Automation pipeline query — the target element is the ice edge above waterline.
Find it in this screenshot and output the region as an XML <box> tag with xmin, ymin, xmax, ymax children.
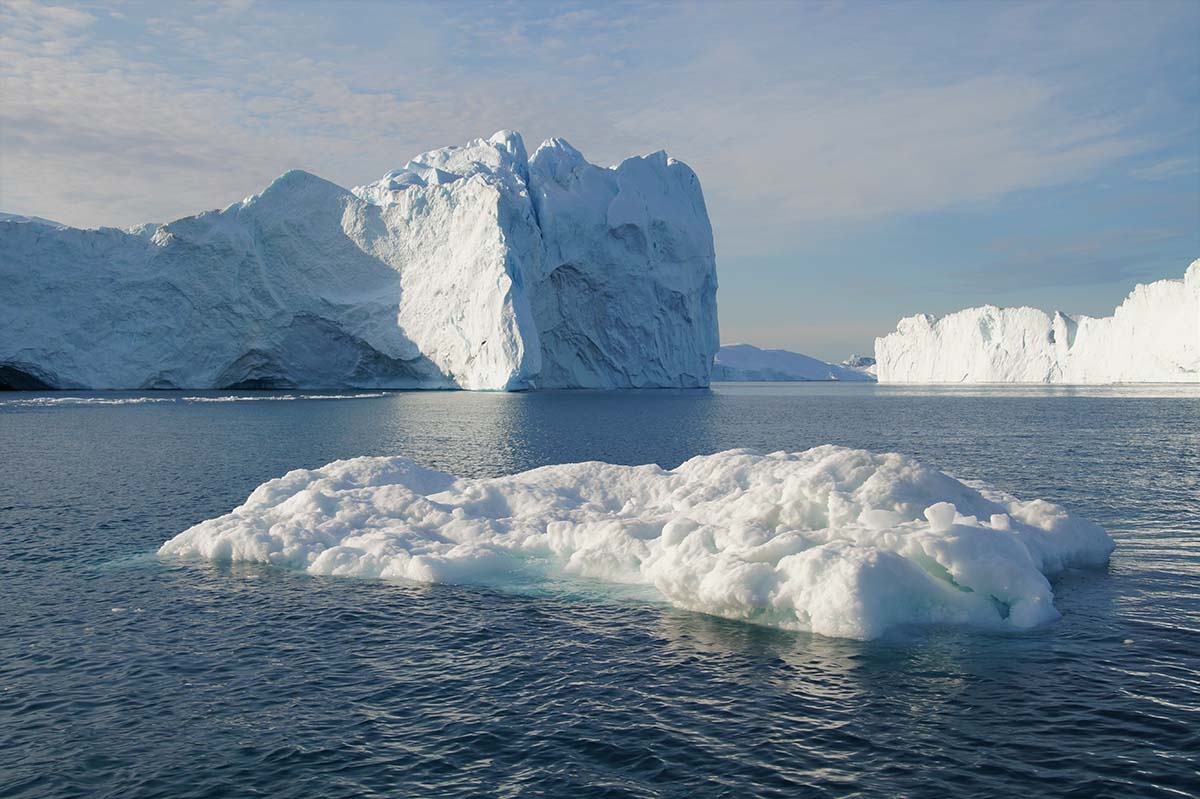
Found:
<box><xmin>159</xmin><ymin>445</ymin><xmax>1114</xmax><ymax>640</ymax></box>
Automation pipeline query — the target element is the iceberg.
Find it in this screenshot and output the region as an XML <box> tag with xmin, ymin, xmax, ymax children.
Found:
<box><xmin>0</xmin><ymin>131</ymin><xmax>718</xmax><ymax>391</ymax></box>
<box><xmin>712</xmin><ymin>344</ymin><xmax>875</xmax><ymax>382</ymax></box>
<box><xmin>159</xmin><ymin>446</ymin><xmax>1114</xmax><ymax>640</ymax></box>
<box><xmin>875</xmin><ymin>261</ymin><xmax>1200</xmax><ymax>383</ymax></box>
<box><xmin>841</xmin><ymin>354</ymin><xmax>877</xmax><ymax>377</ymax></box>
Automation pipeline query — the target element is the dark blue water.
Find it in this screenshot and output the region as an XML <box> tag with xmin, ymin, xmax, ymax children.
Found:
<box><xmin>2</xmin><ymin>384</ymin><xmax>1198</xmax><ymax>798</ymax></box>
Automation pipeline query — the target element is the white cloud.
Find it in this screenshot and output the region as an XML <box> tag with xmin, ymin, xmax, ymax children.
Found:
<box><xmin>1130</xmin><ymin>158</ymin><xmax>1199</xmax><ymax>181</ymax></box>
<box><xmin>4</xmin><ymin>0</ymin><xmax>95</xmax><ymax>29</ymax></box>
<box><xmin>0</xmin><ymin>0</ymin><xmax>1192</xmax><ymax>254</ymax></box>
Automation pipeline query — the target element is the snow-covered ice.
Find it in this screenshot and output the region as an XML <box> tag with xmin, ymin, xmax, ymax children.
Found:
<box><xmin>159</xmin><ymin>446</ymin><xmax>1113</xmax><ymax>640</ymax></box>
<box><xmin>0</xmin><ymin>393</ymin><xmax>387</xmax><ymax>408</ymax></box>
<box><xmin>875</xmin><ymin>260</ymin><xmax>1200</xmax><ymax>383</ymax></box>
<box><xmin>0</xmin><ymin>212</ymin><xmax>66</xmax><ymax>228</ymax></box>
<box><xmin>713</xmin><ymin>344</ymin><xmax>875</xmax><ymax>382</ymax></box>
<box><xmin>0</xmin><ymin>131</ymin><xmax>717</xmax><ymax>391</ymax></box>
<box><xmin>841</xmin><ymin>355</ymin><xmax>877</xmax><ymax>377</ymax></box>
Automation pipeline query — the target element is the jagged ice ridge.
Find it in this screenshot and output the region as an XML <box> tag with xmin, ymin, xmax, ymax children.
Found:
<box><xmin>0</xmin><ymin>132</ymin><xmax>718</xmax><ymax>391</ymax></box>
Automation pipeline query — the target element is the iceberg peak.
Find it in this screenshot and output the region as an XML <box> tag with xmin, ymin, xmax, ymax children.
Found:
<box><xmin>1</xmin><ymin>130</ymin><xmax>718</xmax><ymax>391</ymax></box>
<box><xmin>252</xmin><ymin>169</ymin><xmax>348</xmax><ymax>204</ymax></box>
<box><xmin>529</xmin><ymin>137</ymin><xmax>588</xmax><ymax>185</ymax></box>
<box><xmin>487</xmin><ymin>128</ymin><xmax>527</xmax><ymax>154</ymax></box>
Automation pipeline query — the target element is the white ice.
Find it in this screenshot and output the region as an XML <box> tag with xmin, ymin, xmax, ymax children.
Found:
<box><xmin>875</xmin><ymin>260</ymin><xmax>1199</xmax><ymax>383</ymax></box>
<box><xmin>159</xmin><ymin>446</ymin><xmax>1114</xmax><ymax>640</ymax></box>
<box><xmin>1</xmin><ymin>131</ymin><xmax>718</xmax><ymax>391</ymax></box>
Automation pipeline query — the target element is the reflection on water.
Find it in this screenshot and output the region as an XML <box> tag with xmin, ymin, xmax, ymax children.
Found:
<box><xmin>1</xmin><ymin>384</ymin><xmax>1198</xmax><ymax>798</ymax></box>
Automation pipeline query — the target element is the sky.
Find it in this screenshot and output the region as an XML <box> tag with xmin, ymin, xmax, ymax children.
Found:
<box><xmin>1</xmin><ymin>0</ymin><xmax>1197</xmax><ymax>361</ymax></box>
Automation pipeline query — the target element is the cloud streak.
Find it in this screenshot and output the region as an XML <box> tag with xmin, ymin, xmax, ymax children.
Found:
<box><xmin>1</xmin><ymin>1</ymin><xmax>1191</xmax><ymax>234</ymax></box>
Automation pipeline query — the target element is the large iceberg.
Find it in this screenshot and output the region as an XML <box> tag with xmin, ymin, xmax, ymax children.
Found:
<box><xmin>712</xmin><ymin>344</ymin><xmax>875</xmax><ymax>382</ymax></box>
<box><xmin>159</xmin><ymin>446</ymin><xmax>1114</xmax><ymax>640</ymax></box>
<box><xmin>875</xmin><ymin>261</ymin><xmax>1199</xmax><ymax>383</ymax></box>
<box><xmin>0</xmin><ymin>131</ymin><xmax>718</xmax><ymax>391</ymax></box>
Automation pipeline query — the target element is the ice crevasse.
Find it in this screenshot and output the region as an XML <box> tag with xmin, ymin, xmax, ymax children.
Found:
<box><xmin>159</xmin><ymin>446</ymin><xmax>1115</xmax><ymax>640</ymax></box>
<box><xmin>0</xmin><ymin>131</ymin><xmax>718</xmax><ymax>391</ymax></box>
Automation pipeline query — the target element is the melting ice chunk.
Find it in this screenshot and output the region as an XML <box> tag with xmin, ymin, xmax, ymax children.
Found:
<box><xmin>159</xmin><ymin>446</ymin><xmax>1114</xmax><ymax>640</ymax></box>
<box><xmin>923</xmin><ymin>502</ymin><xmax>958</xmax><ymax>532</ymax></box>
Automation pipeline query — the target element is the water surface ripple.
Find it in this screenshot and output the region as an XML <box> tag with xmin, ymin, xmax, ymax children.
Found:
<box><xmin>2</xmin><ymin>384</ymin><xmax>1197</xmax><ymax>798</ymax></box>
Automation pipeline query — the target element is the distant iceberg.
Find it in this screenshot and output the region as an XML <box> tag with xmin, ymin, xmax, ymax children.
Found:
<box><xmin>0</xmin><ymin>212</ymin><xmax>66</xmax><ymax>228</ymax></box>
<box><xmin>875</xmin><ymin>260</ymin><xmax>1199</xmax><ymax>384</ymax></box>
<box><xmin>712</xmin><ymin>344</ymin><xmax>875</xmax><ymax>382</ymax></box>
<box><xmin>0</xmin><ymin>131</ymin><xmax>718</xmax><ymax>391</ymax></box>
<box><xmin>840</xmin><ymin>354</ymin><xmax>877</xmax><ymax>377</ymax></box>
<box><xmin>159</xmin><ymin>446</ymin><xmax>1114</xmax><ymax>640</ymax></box>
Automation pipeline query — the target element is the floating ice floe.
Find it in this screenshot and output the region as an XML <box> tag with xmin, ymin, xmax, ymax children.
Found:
<box><xmin>0</xmin><ymin>393</ymin><xmax>387</xmax><ymax>408</ymax></box>
<box><xmin>159</xmin><ymin>446</ymin><xmax>1114</xmax><ymax>640</ymax></box>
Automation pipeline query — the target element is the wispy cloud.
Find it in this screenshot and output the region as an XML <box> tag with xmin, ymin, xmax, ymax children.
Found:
<box><xmin>0</xmin><ymin>0</ymin><xmax>1196</xmax><ymax>264</ymax></box>
<box><xmin>946</xmin><ymin>228</ymin><xmax>1188</xmax><ymax>292</ymax></box>
<box><xmin>1130</xmin><ymin>158</ymin><xmax>1199</xmax><ymax>181</ymax></box>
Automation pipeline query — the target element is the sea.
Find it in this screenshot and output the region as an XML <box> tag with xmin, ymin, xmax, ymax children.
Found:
<box><xmin>2</xmin><ymin>383</ymin><xmax>1197</xmax><ymax>798</ymax></box>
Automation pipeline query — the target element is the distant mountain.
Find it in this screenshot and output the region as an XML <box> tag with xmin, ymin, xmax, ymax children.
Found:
<box><xmin>712</xmin><ymin>344</ymin><xmax>875</xmax><ymax>382</ymax></box>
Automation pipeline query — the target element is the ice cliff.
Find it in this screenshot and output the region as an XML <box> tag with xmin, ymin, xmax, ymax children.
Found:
<box><xmin>712</xmin><ymin>344</ymin><xmax>875</xmax><ymax>381</ymax></box>
<box><xmin>159</xmin><ymin>446</ymin><xmax>1114</xmax><ymax>640</ymax></box>
<box><xmin>875</xmin><ymin>261</ymin><xmax>1199</xmax><ymax>383</ymax></box>
<box><xmin>0</xmin><ymin>131</ymin><xmax>718</xmax><ymax>390</ymax></box>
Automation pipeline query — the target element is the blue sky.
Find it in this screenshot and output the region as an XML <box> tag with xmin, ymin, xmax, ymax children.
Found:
<box><xmin>1</xmin><ymin>0</ymin><xmax>1197</xmax><ymax>360</ymax></box>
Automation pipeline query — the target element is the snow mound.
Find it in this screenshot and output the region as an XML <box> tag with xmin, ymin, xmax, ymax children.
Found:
<box><xmin>713</xmin><ymin>344</ymin><xmax>875</xmax><ymax>382</ymax></box>
<box><xmin>1</xmin><ymin>131</ymin><xmax>717</xmax><ymax>391</ymax></box>
<box><xmin>875</xmin><ymin>261</ymin><xmax>1200</xmax><ymax>383</ymax></box>
<box><xmin>159</xmin><ymin>446</ymin><xmax>1113</xmax><ymax>640</ymax></box>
